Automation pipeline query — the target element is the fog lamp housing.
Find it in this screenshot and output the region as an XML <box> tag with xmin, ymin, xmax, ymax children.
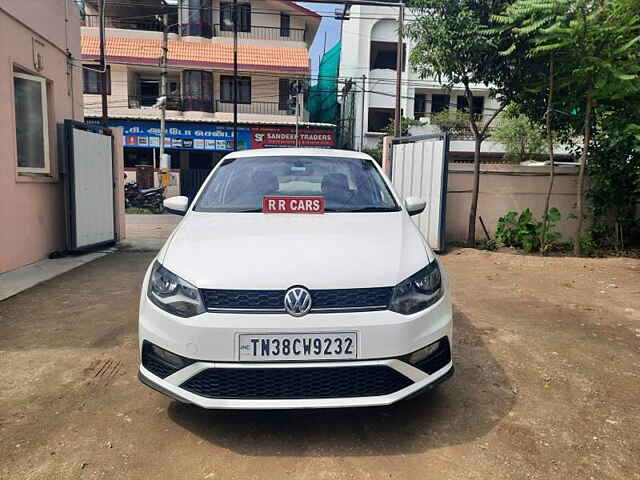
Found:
<box><xmin>408</xmin><ymin>340</ymin><xmax>441</xmax><ymax>365</ymax></box>
<box><xmin>141</xmin><ymin>341</ymin><xmax>194</xmax><ymax>378</ymax></box>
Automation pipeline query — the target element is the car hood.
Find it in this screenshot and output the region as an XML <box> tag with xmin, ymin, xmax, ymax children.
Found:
<box><xmin>160</xmin><ymin>211</ymin><xmax>433</xmax><ymax>289</ymax></box>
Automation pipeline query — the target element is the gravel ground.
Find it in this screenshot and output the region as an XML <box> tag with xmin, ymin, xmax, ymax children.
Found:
<box><xmin>124</xmin><ymin>214</ymin><xmax>181</xmax><ymax>241</ymax></box>
<box><xmin>0</xmin><ymin>248</ymin><xmax>638</xmax><ymax>480</ymax></box>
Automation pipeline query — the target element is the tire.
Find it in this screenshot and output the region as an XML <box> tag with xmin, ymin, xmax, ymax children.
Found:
<box><xmin>151</xmin><ymin>203</ymin><xmax>165</xmax><ymax>214</ymax></box>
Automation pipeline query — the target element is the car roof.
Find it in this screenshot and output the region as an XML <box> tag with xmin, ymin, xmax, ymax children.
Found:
<box><xmin>224</xmin><ymin>148</ymin><xmax>375</xmax><ymax>161</ymax></box>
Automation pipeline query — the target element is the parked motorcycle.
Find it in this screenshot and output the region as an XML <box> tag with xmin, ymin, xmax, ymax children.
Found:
<box><xmin>125</xmin><ymin>182</ymin><xmax>166</xmax><ymax>214</ymax></box>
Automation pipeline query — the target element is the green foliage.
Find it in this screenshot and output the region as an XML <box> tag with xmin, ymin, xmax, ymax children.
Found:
<box><xmin>479</xmin><ymin>237</ymin><xmax>498</xmax><ymax>251</ymax></box>
<box><xmin>491</xmin><ymin>108</ymin><xmax>546</xmax><ymax>162</ymax></box>
<box><xmin>494</xmin><ymin>0</ymin><xmax>640</xmax><ymax>130</ymax></box>
<box><xmin>362</xmin><ymin>147</ymin><xmax>382</xmax><ymax>165</ymax></box>
<box><xmin>383</xmin><ymin>117</ymin><xmax>423</xmax><ymax>138</ymax></box>
<box><xmin>494</xmin><ymin>0</ymin><xmax>640</xmax><ymax>253</ymax></box>
<box><xmin>584</xmin><ymin>107</ymin><xmax>640</xmax><ymax>248</ymax></box>
<box><xmin>429</xmin><ymin>110</ymin><xmax>472</xmax><ymax>136</ymax></box>
<box><xmin>406</xmin><ymin>0</ymin><xmax>529</xmax><ymax>101</ymax></box>
<box><xmin>495</xmin><ymin>208</ymin><xmax>562</xmax><ymax>253</ymax></box>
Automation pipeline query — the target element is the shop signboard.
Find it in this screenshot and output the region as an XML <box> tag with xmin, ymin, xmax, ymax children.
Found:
<box><xmin>106</xmin><ymin>120</ymin><xmax>251</xmax><ymax>151</ymax></box>
<box><xmin>251</xmin><ymin>127</ymin><xmax>335</xmax><ymax>149</ymax></box>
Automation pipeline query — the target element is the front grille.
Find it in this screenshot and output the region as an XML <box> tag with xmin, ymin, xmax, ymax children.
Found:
<box><xmin>201</xmin><ymin>287</ymin><xmax>392</xmax><ymax>313</ymax></box>
<box><xmin>180</xmin><ymin>365</ymin><xmax>412</xmax><ymax>399</ymax></box>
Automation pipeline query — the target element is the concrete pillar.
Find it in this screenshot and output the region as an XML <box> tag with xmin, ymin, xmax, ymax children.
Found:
<box><xmin>382</xmin><ymin>135</ymin><xmax>392</xmax><ymax>176</ymax></box>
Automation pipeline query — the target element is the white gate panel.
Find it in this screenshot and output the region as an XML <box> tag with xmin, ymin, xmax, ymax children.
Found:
<box><xmin>390</xmin><ymin>134</ymin><xmax>448</xmax><ymax>252</ymax></box>
<box><xmin>66</xmin><ymin>124</ymin><xmax>115</xmax><ymax>250</ymax></box>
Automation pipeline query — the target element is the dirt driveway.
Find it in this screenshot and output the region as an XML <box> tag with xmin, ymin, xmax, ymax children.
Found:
<box><xmin>0</xmin><ymin>248</ymin><xmax>638</xmax><ymax>480</ymax></box>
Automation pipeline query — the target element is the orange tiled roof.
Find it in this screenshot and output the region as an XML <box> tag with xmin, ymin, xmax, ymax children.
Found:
<box><xmin>81</xmin><ymin>36</ymin><xmax>309</xmax><ymax>73</ymax></box>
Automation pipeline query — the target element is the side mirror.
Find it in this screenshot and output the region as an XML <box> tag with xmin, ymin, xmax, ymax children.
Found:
<box><xmin>164</xmin><ymin>196</ymin><xmax>189</xmax><ymax>216</ymax></box>
<box><xmin>405</xmin><ymin>197</ymin><xmax>426</xmax><ymax>216</ymax></box>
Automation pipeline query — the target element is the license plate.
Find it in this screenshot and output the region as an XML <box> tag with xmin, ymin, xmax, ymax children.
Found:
<box><xmin>238</xmin><ymin>333</ymin><xmax>357</xmax><ymax>361</ymax></box>
<box><xmin>262</xmin><ymin>196</ymin><xmax>325</xmax><ymax>214</ymax></box>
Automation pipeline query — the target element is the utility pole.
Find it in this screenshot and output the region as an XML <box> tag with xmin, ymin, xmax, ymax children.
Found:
<box><xmin>98</xmin><ymin>0</ymin><xmax>108</xmax><ymax>128</ymax></box>
<box><xmin>294</xmin><ymin>80</ymin><xmax>301</xmax><ymax>147</ymax></box>
<box><xmin>360</xmin><ymin>74</ymin><xmax>366</xmax><ymax>151</ymax></box>
<box><xmin>393</xmin><ymin>2</ymin><xmax>404</xmax><ymax>137</ymax></box>
<box><xmin>159</xmin><ymin>12</ymin><xmax>169</xmax><ymax>186</ymax></box>
<box><xmin>232</xmin><ymin>0</ymin><xmax>239</xmax><ymax>151</ymax></box>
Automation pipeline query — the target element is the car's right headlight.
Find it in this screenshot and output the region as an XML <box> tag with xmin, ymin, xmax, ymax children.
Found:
<box><xmin>389</xmin><ymin>260</ymin><xmax>443</xmax><ymax>315</ymax></box>
<box><xmin>147</xmin><ymin>261</ymin><xmax>205</xmax><ymax>317</ymax></box>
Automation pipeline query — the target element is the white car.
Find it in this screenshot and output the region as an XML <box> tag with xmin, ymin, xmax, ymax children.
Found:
<box><xmin>138</xmin><ymin>148</ymin><xmax>453</xmax><ymax>409</ymax></box>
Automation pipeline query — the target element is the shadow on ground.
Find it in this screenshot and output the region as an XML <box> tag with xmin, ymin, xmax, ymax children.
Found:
<box><xmin>168</xmin><ymin>307</ymin><xmax>514</xmax><ymax>456</ymax></box>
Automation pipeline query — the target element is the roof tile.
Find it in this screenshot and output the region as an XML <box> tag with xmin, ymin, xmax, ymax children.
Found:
<box><xmin>81</xmin><ymin>35</ymin><xmax>309</xmax><ymax>72</ymax></box>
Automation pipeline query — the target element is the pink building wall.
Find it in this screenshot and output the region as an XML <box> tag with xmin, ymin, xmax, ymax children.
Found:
<box><xmin>0</xmin><ymin>0</ymin><xmax>83</xmax><ymax>273</ymax></box>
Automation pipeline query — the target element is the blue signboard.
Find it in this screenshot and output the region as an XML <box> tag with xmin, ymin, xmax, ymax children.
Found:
<box><xmin>103</xmin><ymin>120</ymin><xmax>251</xmax><ymax>151</ymax></box>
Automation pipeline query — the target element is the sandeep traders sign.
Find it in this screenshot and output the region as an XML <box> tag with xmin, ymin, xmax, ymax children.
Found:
<box><xmin>251</xmin><ymin>127</ymin><xmax>334</xmax><ymax>148</ymax></box>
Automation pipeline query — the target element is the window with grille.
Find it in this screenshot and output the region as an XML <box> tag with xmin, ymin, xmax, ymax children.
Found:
<box><xmin>220</xmin><ymin>76</ymin><xmax>251</xmax><ymax>104</ymax></box>
<box><xmin>184</xmin><ymin>70</ymin><xmax>213</xmax><ymax>112</ymax></box>
<box><xmin>456</xmin><ymin>95</ymin><xmax>484</xmax><ymax>114</ymax></box>
<box><xmin>279</xmin><ymin>78</ymin><xmax>291</xmax><ymax>110</ymax></box>
<box><xmin>431</xmin><ymin>94</ymin><xmax>450</xmax><ymax>114</ymax></box>
<box><xmin>220</xmin><ymin>3</ymin><xmax>251</xmax><ymax>32</ymax></box>
<box><xmin>280</xmin><ymin>13</ymin><xmax>290</xmax><ymax>37</ymax></box>
<box><xmin>83</xmin><ymin>65</ymin><xmax>111</xmax><ymax>95</ymax></box>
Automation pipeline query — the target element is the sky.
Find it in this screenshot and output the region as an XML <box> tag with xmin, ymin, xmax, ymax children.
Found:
<box><xmin>297</xmin><ymin>3</ymin><xmax>343</xmax><ymax>78</ymax></box>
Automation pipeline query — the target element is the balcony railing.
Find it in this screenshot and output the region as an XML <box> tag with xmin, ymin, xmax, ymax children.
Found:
<box><xmin>83</xmin><ymin>15</ymin><xmax>179</xmax><ymax>33</ymax></box>
<box><xmin>215</xmin><ymin>100</ymin><xmax>293</xmax><ymax>116</ymax></box>
<box><xmin>212</xmin><ymin>24</ymin><xmax>305</xmax><ymax>42</ymax></box>
<box><xmin>125</xmin><ymin>95</ymin><xmax>288</xmax><ymax>115</ymax></box>
<box><xmin>83</xmin><ymin>16</ymin><xmax>304</xmax><ymax>41</ymax></box>
<box><xmin>128</xmin><ymin>95</ymin><xmax>185</xmax><ymax>111</ymax></box>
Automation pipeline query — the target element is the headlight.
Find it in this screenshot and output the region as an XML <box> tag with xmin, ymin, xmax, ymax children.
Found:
<box><xmin>147</xmin><ymin>262</ymin><xmax>205</xmax><ymax>317</ymax></box>
<box><xmin>389</xmin><ymin>260</ymin><xmax>443</xmax><ymax>315</ymax></box>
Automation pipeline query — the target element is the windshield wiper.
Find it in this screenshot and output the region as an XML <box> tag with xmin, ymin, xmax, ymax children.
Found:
<box><xmin>233</xmin><ymin>208</ymin><xmax>263</xmax><ymax>212</ymax></box>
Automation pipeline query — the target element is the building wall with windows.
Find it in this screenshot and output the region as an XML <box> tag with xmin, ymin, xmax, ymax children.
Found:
<box><xmin>339</xmin><ymin>5</ymin><xmax>501</xmax><ymax>151</ymax></box>
<box><xmin>0</xmin><ymin>0</ymin><xmax>83</xmax><ymax>273</ymax></box>
<box><xmin>79</xmin><ymin>0</ymin><xmax>330</xmax><ymax>174</ymax></box>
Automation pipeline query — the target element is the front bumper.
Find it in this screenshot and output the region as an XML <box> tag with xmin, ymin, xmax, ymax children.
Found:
<box><xmin>138</xmin><ymin>266</ymin><xmax>453</xmax><ymax>409</ymax></box>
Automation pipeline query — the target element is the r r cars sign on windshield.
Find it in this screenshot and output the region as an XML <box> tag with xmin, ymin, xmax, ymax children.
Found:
<box><xmin>262</xmin><ymin>196</ymin><xmax>325</xmax><ymax>214</ymax></box>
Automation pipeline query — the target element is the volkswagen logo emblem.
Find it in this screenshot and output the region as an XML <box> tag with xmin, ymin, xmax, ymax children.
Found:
<box><xmin>284</xmin><ymin>286</ymin><xmax>312</xmax><ymax>317</ymax></box>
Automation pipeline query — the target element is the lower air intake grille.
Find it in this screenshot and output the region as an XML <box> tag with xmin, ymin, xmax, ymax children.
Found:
<box><xmin>180</xmin><ymin>365</ymin><xmax>412</xmax><ymax>399</ymax></box>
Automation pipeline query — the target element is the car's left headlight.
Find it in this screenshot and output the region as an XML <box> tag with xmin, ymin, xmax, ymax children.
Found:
<box><xmin>389</xmin><ymin>260</ymin><xmax>443</xmax><ymax>315</ymax></box>
<box><xmin>147</xmin><ymin>261</ymin><xmax>205</xmax><ymax>317</ymax></box>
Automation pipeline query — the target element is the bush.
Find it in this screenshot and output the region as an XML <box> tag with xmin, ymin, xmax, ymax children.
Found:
<box><xmin>491</xmin><ymin>112</ymin><xmax>546</xmax><ymax>163</ymax></box>
<box><xmin>363</xmin><ymin>147</ymin><xmax>382</xmax><ymax>165</ymax></box>
<box><xmin>495</xmin><ymin>208</ymin><xmax>562</xmax><ymax>253</ymax></box>
<box><xmin>429</xmin><ymin>110</ymin><xmax>471</xmax><ymax>135</ymax></box>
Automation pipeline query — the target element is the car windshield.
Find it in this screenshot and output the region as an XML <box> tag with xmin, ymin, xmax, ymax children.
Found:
<box><xmin>194</xmin><ymin>155</ymin><xmax>400</xmax><ymax>213</ymax></box>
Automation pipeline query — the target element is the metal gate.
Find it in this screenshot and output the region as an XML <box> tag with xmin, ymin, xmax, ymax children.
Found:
<box><xmin>389</xmin><ymin>133</ymin><xmax>450</xmax><ymax>252</ymax></box>
<box><xmin>63</xmin><ymin>121</ymin><xmax>115</xmax><ymax>251</ymax></box>
<box><xmin>180</xmin><ymin>168</ymin><xmax>211</xmax><ymax>202</ymax></box>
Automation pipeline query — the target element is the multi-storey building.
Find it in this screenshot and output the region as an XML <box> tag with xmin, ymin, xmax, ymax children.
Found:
<box><xmin>79</xmin><ymin>0</ymin><xmax>332</xmax><ymax>171</ymax></box>
<box><xmin>339</xmin><ymin>5</ymin><xmax>502</xmax><ymax>157</ymax></box>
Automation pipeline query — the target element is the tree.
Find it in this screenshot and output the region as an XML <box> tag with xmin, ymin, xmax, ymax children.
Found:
<box><xmin>494</xmin><ymin>0</ymin><xmax>640</xmax><ymax>254</ymax></box>
<box><xmin>406</xmin><ymin>0</ymin><xmax>534</xmax><ymax>245</ymax></box>
<box><xmin>491</xmin><ymin>107</ymin><xmax>546</xmax><ymax>163</ymax></box>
